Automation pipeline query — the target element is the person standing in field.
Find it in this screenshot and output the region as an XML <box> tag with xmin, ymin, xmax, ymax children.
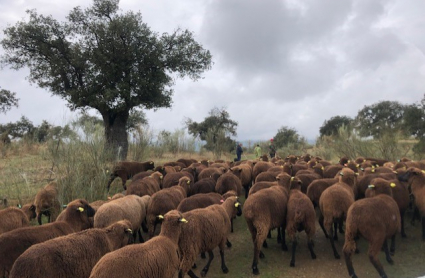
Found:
<box><xmin>236</xmin><ymin>143</ymin><xmax>243</xmax><ymax>161</ymax></box>
<box><xmin>254</xmin><ymin>144</ymin><xmax>262</xmax><ymax>158</ymax></box>
<box><xmin>269</xmin><ymin>139</ymin><xmax>276</xmax><ymax>158</ymax></box>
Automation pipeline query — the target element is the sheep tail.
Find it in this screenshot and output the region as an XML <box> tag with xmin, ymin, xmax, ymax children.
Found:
<box><xmin>343</xmin><ymin>221</ymin><xmax>357</xmax><ymax>255</ymax></box>
<box><xmin>294</xmin><ymin>210</ymin><xmax>304</xmax><ymax>224</ymax></box>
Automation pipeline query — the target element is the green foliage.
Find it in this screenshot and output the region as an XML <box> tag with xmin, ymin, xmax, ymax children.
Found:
<box><xmin>186</xmin><ymin>107</ymin><xmax>237</xmax><ymax>155</ymax></box>
<box><xmin>1</xmin><ymin>0</ymin><xmax>212</xmax><ymax>159</ymax></box>
<box><xmin>354</xmin><ymin>100</ymin><xmax>406</xmax><ymax>138</ymax></box>
<box><xmin>319</xmin><ymin>115</ymin><xmax>353</xmax><ymax>137</ymax></box>
<box><xmin>0</xmin><ymin>88</ymin><xmax>19</xmax><ymax>114</ymax></box>
<box><xmin>273</xmin><ymin>126</ymin><xmax>300</xmax><ymax>149</ymax></box>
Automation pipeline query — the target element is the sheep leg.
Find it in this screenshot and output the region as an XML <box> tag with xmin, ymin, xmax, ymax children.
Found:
<box><xmin>281</xmin><ymin>225</ymin><xmax>288</xmax><ymax>251</ymax></box>
<box><xmin>290</xmin><ymin>238</ymin><xmax>297</xmax><ymax>267</ymax></box>
<box><xmin>226</xmin><ymin>239</ymin><xmax>232</xmax><ymax>248</ymax></box>
<box><xmin>262</xmin><ymin>240</ymin><xmax>268</xmax><ymax>248</ymax></box>
<box><xmin>251</xmin><ymin>231</ymin><xmax>267</xmax><ymax>275</ymax></box>
<box><xmin>389</xmin><ymin>235</ymin><xmax>396</xmax><ymax>255</ymax></box>
<box><xmin>277</xmin><ymin>227</ymin><xmax>282</xmax><ymax>243</ymax></box>
<box><xmin>343</xmin><ymin>249</ymin><xmax>358</xmax><ymax>278</ymax></box>
<box><xmin>141</xmin><ymin>220</ymin><xmax>148</xmax><ymax>233</ymax></box>
<box><xmin>267</xmin><ymin>230</ymin><xmax>272</xmax><ymax>239</ymax></box>
<box><xmin>382</xmin><ymin>239</ymin><xmax>394</xmax><ymax>264</ymax></box>
<box><xmin>422</xmin><ymin>217</ymin><xmax>425</xmax><ymax>241</ymax></box>
<box><xmin>186</xmin><ymin>269</ymin><xmax>200</xmax><ymax>278</ymax></box>
<box><xmin>219</xmin><ymin>249</ymin><xmax>229</xmax><ymax>274</ymax></box>
<box><xmin>319</xmin><ymin>214</ymin><xmax>329</xmax><ymax>238</ymax></box>
<box><xmin>308</xmin><ymin>239</ymin><xmax>316</xmax><ymax>260</ymax></box>
<box><xmin>37</xmin><ymin>213</ymin><xmax>43</xmax><ymax>225</ymax></box>
<box><xmin>329</xmin><ymin>227</ymin><xmax>340</xmax><ymax>259</ymax></box>
<box><xmin>333</xmin><ymin>222</ymin><xmax>339</xmax><ymax>241</ymax></box>
<box><xmin>368</xmin><ymin>245</ymin><xmax>388</xmax><ymax>278</ymax></box>
<box><xmin>201</xmin><ymin>252</ymin><xmax>206</xmax><ymax>259</ymax></box>
<box><xmin>137</xmin><ymin>229</ymin><xmax>144</xmax><ymax>243</ymax></box>
<box><xmin>400</xmin><ymin>210</ymin><xmax>407</xmax><ymax>238</ymax></box>
<box><xmin>231</xmin><ymin>218</ymin><xmax>234</xmax><ymax>233</ymax></box>
<box><xmin>338</xmin><ymin>218</ymin><xmax>344</xmax><ymax>234</ymax></box>
<box><xmin>201</xmin><ymin>250</ymin><xmax>214</xmax><ymax>277</ymax></box>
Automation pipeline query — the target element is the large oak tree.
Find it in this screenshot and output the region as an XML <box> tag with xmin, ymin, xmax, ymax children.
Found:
<box><xmin>1</xmin><ymin>0</ymin><xmax>212</xmax><ymax>159</ymax></box>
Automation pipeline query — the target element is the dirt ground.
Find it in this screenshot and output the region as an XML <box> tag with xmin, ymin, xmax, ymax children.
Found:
<box><xmin>189</xmin><ymin>208</ymin><xmax>425</xmax><ymax>278</ymax></box>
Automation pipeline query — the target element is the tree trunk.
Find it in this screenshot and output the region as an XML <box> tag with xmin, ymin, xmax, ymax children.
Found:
<box><xmin>102</xmin><ymin>111</ymin><xmax>129</xmax><ymax>160</ymax></box>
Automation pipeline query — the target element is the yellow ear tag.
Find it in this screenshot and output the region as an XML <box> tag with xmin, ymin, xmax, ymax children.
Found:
<box><xmin>157</xmin><ymin>215</ymin><xmax>164</xmax><ymax>220</ymax></box>
<box><xmin>372</xmin><ymin>165</ymin><xmax>375</xmax><ymax>169</ymax></box>
<box><xmin>339</xmin><ymin>172</ymin><xmax>344</xmax><ymax>176</ymax></box>
<box><xmin>290</xmin><ymin>177</ymin><xmax>294</xmax><ymax>181</ymax></box>
<box><xmin>150</xmin><ymin>162</ymin><xmax>153</xmax><ymax>164</ymax></box>
<box><xmin>126</xmin><ymin>228</ymin><xmax>133</xmax><ymax>233</ymax></box>
<box><xmin>160</xmin><ymin>176</ymin><xmax>163</xmax><ymax>180</ymax></box>
<box><xmin>179</xmin><ymin>217</ymin><xmax>188</xmax><ymax>223</ymax></box>
<box><xmin>187</xmin><ymin>180</ymin><xmax>190</xmax><ymax>184</ymax></box>
<box><xmin>321</xmin><ymin>167</ymin><xmax>324</xmax><ymax>170</ymax></box>
<box><xmin>77</xmin><ymin>207</ymin><xmax>84</xmax><ymax>212</ymax></box>
<box><xmin>356</xmin><ymin>164</ymin><xmax>360</xmax><ymax>168</ymax></box>
<box><xmin>390</xmin><ymin>183</ymin><xmax>396</xmax><ymax>188</ymax></box>
<box><xmin>106</xmin><ymin>170</ymin><xmax>109</xmax><ymax>173</ymax></box>
<box><xmin>235</xmin><ymin>202</ymin><xmax>240</xmax><ymax>208</ymax></box>
<box><xmin>368</xmin><ymin>184</ymin><xmax>375</xmax><ymax>188</ymax></box>
<box><xmin>422</xmin><ymin>170</ymin><xmax>425</xmax><ymax>174</ymax></box>
<box><xmin>371</xmin><ymin>169</ymin><xmax>375</xmax><ymax>173</ymax></box>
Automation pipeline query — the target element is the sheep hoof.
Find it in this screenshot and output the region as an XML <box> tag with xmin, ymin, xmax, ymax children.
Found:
<box><xmin>222</xmin><ymin>266</ymin><xmax>229</xmax><ymax>273</ymax></box>
<box><xmin>259</xmin><ymin>251</ymin><xmax>265</xmax><ymax>259</ymax></box>
<box><xmin>201</xmin><ymin>269</ymin><xmax>208</xmax><ymax>277</ymax></box>
<box><xmin>311</xmin><ymin>253</ymin><xmax>317</xmax><ymax>260</ymax></box>
<box><xmin>226</xmin><ymin>241</ymin><xmax>232</xmax><ymax>248</ymax></box>
<box><xmin>334</xmin><ymin>253</ymin><xmax>340</xmax><ymax>259</ymax></box>
<box><xmin>387</xmin><ymin>258</ymin><xmax>394</xmax><ymax>265</ymax></box>
<box><xmin>252</xmin><ymin>266</ymin><xmax>260</xmax><ymax>275</ymax></box>
<box><xmin>290</xmin><ymin>261</ymin><xmax>295</xmax><ymax>267</ymax></box>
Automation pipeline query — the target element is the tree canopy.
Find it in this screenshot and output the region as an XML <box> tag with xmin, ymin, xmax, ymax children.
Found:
<box><xmin>186</xmin><ymin>107</ymin><xmax>237</xmax><ymax>155</ymax></box>
<box><xmin>354</xmin><ymin>100</ymin><xmax>406</xmax><ymax>138</ymax></box>
<box><xmin>1</xmin><ymin>0</ymin><xmax>212</xmax><ymax>159</ymax></box>
<box><xmin>0</xmin><ymin>88</ymin><xmax>19</xmax><ymax>114</ymax></box>
<box><xmin>273</xmin><ymin>126</ymin><xmax>300</xmax><ymax>149</ymax></box>
<box><xmin>319</xmin><ymin>116</ymin><xmax>353</xmax><ymax>138</ymax></box>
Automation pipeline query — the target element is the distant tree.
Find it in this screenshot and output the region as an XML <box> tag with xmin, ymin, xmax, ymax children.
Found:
<box><xmin>404</xmin><ymin>97</ymin><xmax>425</xmax><ymax>138</ymax></box>
<box><xmin>273</xmin><ymin>126</ymin><xmax>300</xmax><ymax>149</ymax></box>
<box><xmin>1</xmin><ymin>0</ymin><xmax>212</xmax><ymax>159</ymax></box>
<box><xmin>186</xmin><ymin>107</ymin><xmax>237</xmax><ymax>155</ymax></box>
<box><xmin>354</xmin><ymin>101</ymin><xmax>406</xmax><ymax>138</ymax></box>
<box><xmin>319</xmin><ymin>116</ymin><xmax>353</xmax><ymax>137</ymax></box>
<box><xmin>0</xmin><ymin>88</ymin><xmax>19</xmax><ymax>114</ymax></box>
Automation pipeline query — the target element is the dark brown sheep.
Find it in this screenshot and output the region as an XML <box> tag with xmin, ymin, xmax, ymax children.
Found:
<box><xmin>33</xmin><ymin>181</ymin><xmax>61</xmax><ymax>225</ymax></box>
<box><xmin>255</xmin><ymin>171</ymin><xmax>278</xmax><ymax>183</ymax></box>
<box><xmin>107</xmin><ymin>160</ymin><xmax>155</xmax><ymax>191</ymax></box>
<box><xmin>162</xmin><ymin>171</ymin><xmax>194</xmax><ymax>188</ymax></box>
<box><xmin>126</xmin><ymin>171</ymin><xmax>162</xmax><ymax>196</ymax></box>
<box><xmin>243</xmin><ymin>185</ymin><xmax>289</xmax><ymax>275</ymax></box>
<box><xmin>146</xmin><ymin>185</ymin><xmax>187</xmax><ymax>238</ymax></box>
<box><xmin>230</xmin><ymin>164</ymin><xmax>253</xmax><ymax>198</ymax></box>
<box><xmin>0</xmin><ymin>206</ymin><xmax>35</xmax><ymax>234</ymax></box>
<box><xmin>306</xmin><ymin>178</ymin><xmax>338</xmax><ymax>208</ymax></box>
<box><xmin>9</xmin><ymin>220</ymin><xmax>133</xmax><ymax>278</ymax></box>
<box><xmin>356</xmin><ymin>172</ymin><xmax>396</xmax><ymax>199</ymax></box>
<box><xmin>186</xmin><ymin>177</ymin><xmax>216</xmax><ymax>196</ymax></box>
<box><xmin>0</xmin><ymin>199</ymin><xmax>95</xmax><ymax>277</ymax></box>
<box><xmin>215</xmin><ymin>171</ymin><xmax>243</xmax><ymax>196</ymax></box>
<box><xmin>252</xmin><ymin>161</ymin><xmax>274</xmax><ymax>181</ymax></box>
<box><xmin>177</xmin><ymin>158</ymin><xmax>198</xmax><ymax>167</ymax></box>
<box><xmin>319</xmin><ymin>168</ymin><xmax>356</xmax><ymax>259</ymax></box>
<box><xmin>397</xmin><ymin>167</ymin><xmax>425</xmax><ymax>240</ymax></box>
<box><xmin>178</xmin><ymin>196</ymin><xmax>242</xmax><ymax>278</ymax></box>
<box><xmin>89</xmin><ymin>210</ymin><xmax>188</xmax><ymax>278</ymax></box>
<box><xmin>197</xmin><ymin>167</ymin><xmax>226</xmax><ymax>181</ymax></box>
<box><xmin>323</xmin><ymin>164</ymin><xmax>344</xmax><ymax>178</ymax></box>
<box><xmin>249</xmin><ymin>173</ymin><xmax>298</xmax><ymax>196</ymax></box>
<box><xmin>177</xmin><ymin>192</ymin><xmax>222</xmax><ymax>213</ymax></box>
<box><xmin>282</xmin><ymin>162</ymin><xmax>308</xmax><ymax>176</ymax></box>
<box><xmin>286</xmin><ymin>181</ymin><xmax>317</xmax><ymax>267</ymax></box>
<box><xmin>343</xmin><ymin>181</ymin><xmax>400</xmax><ymax>278</ymax></box>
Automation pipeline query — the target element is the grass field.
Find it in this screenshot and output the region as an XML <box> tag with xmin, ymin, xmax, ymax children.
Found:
<box><xmin>1</xmin><ymin>144</ymin><xmax>425</xmax><ymax>278</ymax></box>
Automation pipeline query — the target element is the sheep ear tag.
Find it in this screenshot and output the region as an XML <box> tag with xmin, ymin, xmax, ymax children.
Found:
<box><xmin>290</xmin><ymin>177</ymin><xmax>294</xmax><ymax>181</ymax></box>
<box><xmin>77</xmin><ymin>207</ymin><xmax>85</xmax><ymax>212</ymax></box>
<box><xmin>187</xmin><ymin>180</ymin><xmax>190</xmax><ymax>184</ymax></box>
<box><xmin>422</xmin><ymin>170</ymin><xmax>425</xmax><ymax>174</ymax></box>
<box><xmin>220</xmin><ymin>199</ymin><xmax>224</xmax><ymax>203</ymax></box>
<box><xmin>179</xmin><ymin>217</ymin><xmax>188</xmax><ymax>223</ymax></box>
<box><xmin>157</xmin><ymin>215</ymin><xmax>164</xmax><ymax>220</ymax></box>
<box><xmin>368</xmin><ymin>184</ymin><xmax>375</xmax><ymax>188</ymax></box>
<box><xmin>126</xmin><ymin>228</ymin><xmax>133</xmax><ymax>233</ymax></box>
<box><xmin>235</xmin><ymin>202</ymin><xmax>241</xmax><ymax>208</ymax></box>
<box><xmin>390</xmin><ymin>183</ymin><xmax>396</xmax><ymax>188</ymax></box>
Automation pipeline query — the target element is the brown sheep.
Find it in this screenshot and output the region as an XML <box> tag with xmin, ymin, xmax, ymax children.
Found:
<box><xmin>0</xmin><ymin>206</ymin><xmax>35</xmax><ymax>234</ymax></box>
<box><xmin>356</xmin><ymin>172</ymin><xmax>396</xmax><ymax>199</ymax></box>
<box><xmin>197</xmin><ymin>167</ymin><xmax>225</xmax><ymax>181</ymax></box>
<box><xmin>243</xmin><ymin>185</ymin><xmax>289</xmax><ymax>275</ymax></box>
<box><xmin>177</xmin><ymin>192</ymin><xmax>222</xmax><ymax>213</ymax></box>
<box><xmin>286</xmin><ymin>180</ymin><xmax>316</xmax><ymax>267</ymax></box>
<box><xmin>186</xmin><ymin>177</ymin><xmax>216</xmax><ymax>196</ymax></box>
<box><xmin>89</xmin><ymin>210</ymin><xmax>188</xmax><ymax>278</ymax></box>
<box><xmin>397</xmin><ymin>167</ymin><xmax>425</xmax><ymax>240</ymax></box>
<box><xmin>126</xmin><ymin>171</ymin><xmax>162</xmax><ymax>196</ymax></box>
<box><xmin>343</xmin><ymin>181</ymin><xmax>400</xmax><ymax>278</ymax></box>
<box><xmin>9</xmin><ymin>220</ymin><xmax>133</xmax><ymax>278</ymax></box>
<box><xmin>282</xmin><ymin>162</ymin><xmax>308</xmax><ymax>176</ymax></box>
<box><xmin>178</xmin><ymin>196</ymin><xmax>242</xmax><ymax>278</ymax></box>
<box><xmin>255</xmin><ymin>171</ymin><xmax>278</xmax><ymax>183</ymax></box>
<box><xmin>33</xmin><ymin>181</ymin><xmax>61</xmax><ymax>225</ymax></box>
<box><xmin>20</xmin><ymin>203</ymin><xmax>37</xmax><ymax>222</ymax></box>
<box><xmin>215</xmin><ymin>171</ymin><xmax>243</xmax><ymax>196</ymax></box>
<box><xmin>319</xmin><ymin>168</ymin><xmax>356</xmax><ymax>259</ymax></box>
<box><xmin>94</xmin><ymin>195</ymin><xmax>151</xmax><ymax>243</ymax></box>
<box><xmin>0</xmin><ymin>199</ymin><xmax>95</xmax><ymax>277</ymax></box>
<box><xmin>364</xmin><ymin>157</ymin><xmax>389</xmax><ymax>166</ymax></box>
<box><xmin>370</xmin><ymin>178</ymin><xmax>409</xmax><ymax>238</ymax></box>
<box><xmin>107</xmin><ymin>160</ymin><xmax>155</xmax><ymax>191</ymax></box>
<box><xmin>323</xmin><ymin>164</ymin><xmax>344</xmax><ymax>178</ymax></box>
<box><xmin>146</xmin><ymin>184</ymin><xmax>187</xmax><ymax>238</ymax></box>
<box><xmin>293</xmin><ymin>173</ymin><xmax>320</xmax><ymax>193</ymax></box>
<box><xmin>230</xmin><ymin>164</ymin><xmax>253</xmax><ymax>198</ymax></box>
<box><xmin>162</xmin><ymin>171</ymin><xmax>194</xmax><ymax>188</ymax></box>
<box><xmin>252</xmin><ymin>161</ymin><xmax>274</xmax><ymax>181</ymax></box>
<box><xmin>249</xmin><ymin>173</ymin><xmax>298</xmax><ymax>196</ymax></box>
<box><xmin>306</xmin><ymin>177</ymin><xmax>338</xmax><ymax>208</ymax></box>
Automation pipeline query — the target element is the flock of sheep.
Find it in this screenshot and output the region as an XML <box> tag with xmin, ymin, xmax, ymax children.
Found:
<box><xmin>0</xmin><ymin>154</ymin><xmax>424</xmax><ymax>278</ymax></box>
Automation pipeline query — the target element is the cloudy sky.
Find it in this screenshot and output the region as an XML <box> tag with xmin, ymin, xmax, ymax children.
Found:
<box><xmin>1</xmin><ymin>0</ymin><xmax>425</xmax><ymax>142</ymax></box>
